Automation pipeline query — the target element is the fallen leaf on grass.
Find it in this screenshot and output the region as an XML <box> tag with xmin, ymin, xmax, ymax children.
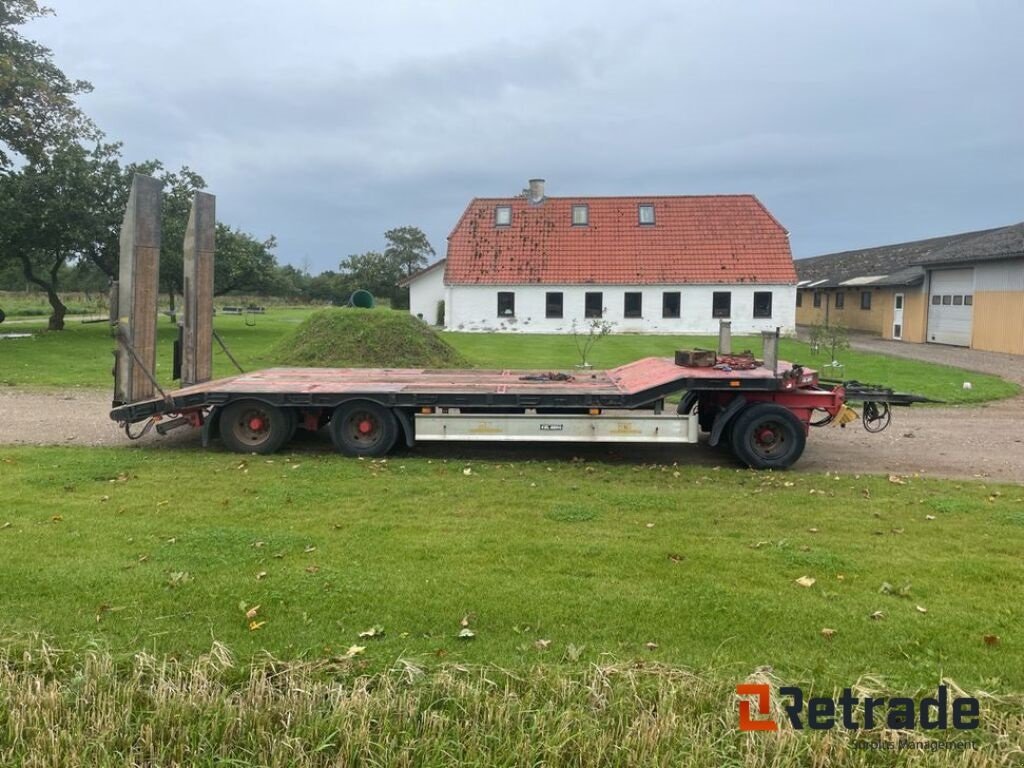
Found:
<box><xmin>645</xmin><ymin>642</ymin><xmax>659</xmax><ymax>651</ymax></box>
<box><xmin>925</xmin><ymin>515</ymin><xmax>936</xmax><ymax>521</ymax></box>
<box><xmin>821</xmin><ymin>628</ymin><xmax>837</xmax><ymax>640</ymax></box>
<box><xmin>248</xmin><ymin>620</ymin><xmax>266</xmax><ymax>631</ymax></box>
<box><xmin>807</xmin><ymin>527</ymin><xmax>819</xmax><ymax>533</ymax></box>
<box><xmin>304</xmin><ymin>545</ymin><xmax>317</xmax><ymax>553</ymax></box>
<box><xmin>1</xmin><ymin>522</ymin><xmax>11</xmax><ymax>530</ymax></box>
<box><xmin>255</xmin><ymin>571</ymin><xmax>267</xmax><ymax>581</ymax></box>
<box><xmin>358</xmin><ymin>625</ymin><xmax>384</xmax><ymax>639</ymax></box>
<box><xmin>457</xmin><ymin>628</ymin><xmax>476</xmax><ymax>640</ymax></box>
<box><xmin>870</xmin><ymin>611</ymin><xmax>886</xmax><ymax>621</ymax></box>
<box><xmin>888</xmin><ymin>475</ymin><xmax>906</xmax><ymax>485</ymax></box>
<box><xmin>795</xmin><ymin>576</ymin><xmax>816</xmax><ymax>588</ymax></box>
<box><xmin>462</xmin><ymin>467</ymin><xmax>473</xmax><ymax>476</ymax></box>
<box><xmin>305</xmin><ymin>565</ymin><xmax>320</xmax><ymax>574</ymax></box>
<box><xmin>535</xmin><ymin>639</ymin><xmax>551</xmax><ymax>650</ymax></box>
<box><xmin>667</xmin><ymin>553</ymin><xmax>684</xmax><ymax>563</ymax></box>
<box><xmin>245</xmin><ymin>604</ymin><xmax>261</xmax><ymax>620</ymax></box>
<box><xmin>344</xmin><ymin>645</ymin><xmax>365</xmax><ymax>658</ymax></box>
<box><xmin>983</xmin><ymin>635</ymin><xmax>1000</xmax><ymax>646</ymax></box>
<box><xmin>51</xmin><ymin>515</ymin><xmax>63</xmax><ymax>522</ymax></box>
<box><xmin>916</xmin><ymin>605</ymin><xmax>928</xmax><ymax>614</ymax></box>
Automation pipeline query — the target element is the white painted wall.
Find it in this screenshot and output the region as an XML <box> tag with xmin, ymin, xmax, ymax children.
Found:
<box><xmin>407</xmin><ymin>267</ymin><xmax>446</xmax><ymax>325</ymax></box>
<box><xmin>444</xmin><ymin>284</ymin><xmax>796</xmax><ymax>334</ymax></box>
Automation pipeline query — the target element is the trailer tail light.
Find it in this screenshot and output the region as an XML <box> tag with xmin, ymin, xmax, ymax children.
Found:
<box><xmin>589</xmin><ymin>408</ymin><xmax>602</xmax><ymax>415</ymax></box>
<box><xmin>729</xmin><ymin>381</ymin><xmax>741</xmax><ymax>388</ymax></box>
<box><xmin>420</xmin><ymin>407</ymin><xmax>434</xmax><ymax>414</ymax></box>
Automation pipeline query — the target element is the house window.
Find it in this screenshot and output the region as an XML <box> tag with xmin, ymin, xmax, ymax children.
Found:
<box><xmin>624</xmin><ymin>292</ymin><xmax>642</xmax><ymax>318</ymax></box>
<box><xmin>585</xmin><ymin>292</ymin><xmax>603</xmax><ymax>318</ymax></box>
<box><xmin>545</xmin><ymin>291</ymin><xmax>563</xmax><ymax>319</ymax></box>
<box><xmin>813</xmin><ymin>292</ymin><xmax>822</xmax><ymax>308</ymax></box>
<box><xmin>497</xmin><ymin>291</ymin><xmax>515</xmax><ymax>317</ymax></box>
<box><xmin>953</xmin><ymin>295</ymin><xmax>963</xmax><ymax>306</ymax></box>
<box><xmin>712</xmin><ymin>291</ymin><xmax>731</xmax><ymax>318</ymax></box>
<box><xmin>860</xmin><ymin>291</ymin><xmax>872</xmax><ymax>310</ymax></box>
<box><xmin>894</xmin><ymin>294</ymin><xmax>904</xmax><ymax>310</ymax></box>
<box><xmin>662</xmin><ymin>291</ymin><xmax>681</xmax><ymax>318</ymax></box>
<box><xmin>572</xmin><ymin>204</ymin><xmax>589</xmax><ymax>226</ymax></box>
<box><xmin>931</xmin><ymin>295</ymin><xmax>941</xmax><ymax>305</ymax></box>
<box><xmin>638</xmin><ymin>204</ymin><xmax>655</xmax><ymax>225</ymax></box>
<box><xmin>753</xmin><ymin>291</ymin><xmax>773</xmax><ymax>319</ymax></box>
<box><xmin>495</xmin><ymin>206</ymin><xmax>512</xmax><ymax>226</ymax></box>
<box><xmin>834</xmin><ymin>292</ymin><xmax>845</xmax><ymax>309</ymax></box>
<box><xmin>964</xmin><ymin>294</ymin><xmax>973</xmax><ymax>306</ymax></box>
<box><xmin>796</xmin><ymin>291</ymin><xmax>803</xmax><ymax>308</ymax></box>
<box><xmin>942</xmin><ymin>295</ymin><xmax>952</xmax><ymax>305</ymax></box>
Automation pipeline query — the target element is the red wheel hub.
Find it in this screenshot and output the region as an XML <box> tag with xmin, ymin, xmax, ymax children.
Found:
<box><xmin>248</xmin><ymin>416</ymin><xmax>265</xmax><ymax>431</ymax></box>
<box><xmin>357</xmin><ymin>419</ymin><xmax>375</xmax><ymax>434</ymax></box>
<box><xmin>756</xmin><ymin>427</ymin><xmax>777</xmax><ymax>444</ymax></box>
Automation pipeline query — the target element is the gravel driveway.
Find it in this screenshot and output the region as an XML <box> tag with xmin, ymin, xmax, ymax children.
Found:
<box><xmin>1</xmin><ymin>339</ymin><xmax>1021</xmax><ymax>483</ymax></box>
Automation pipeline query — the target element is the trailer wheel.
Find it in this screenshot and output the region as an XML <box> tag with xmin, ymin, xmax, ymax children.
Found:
<box><xmin>220</xmin><ymin>400</ymin><xmax>292</xmax><ymax>455</ymax></box>
<box><xmin>730</xmin><ymin>403</ymin><xmax>806</xmax><ymax>470</ymax></box>
<box><xmin>329</xmin><ymin>401</ymin><xmax>398</xmax><ymax>457</ymax></box>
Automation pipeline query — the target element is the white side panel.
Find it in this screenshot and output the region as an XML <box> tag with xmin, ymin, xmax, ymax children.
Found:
<box><xmin>927</xmin><ymin>269</ymin><xmax>974</xmax><ymax>347</ymax></box>
<box><xmin>407</xmin><ymin>268</ymin><xmax>446</xmax><ymax>325</ymax></box>
<box><xmin>445</xmin><ymin>284</ymin><xmax>796</xmax><ymax>335</ymax></box>
<box><xmin>415</xmin><ymin>412</ymin><xmax>700</xmax><ymax>443</ymax></box>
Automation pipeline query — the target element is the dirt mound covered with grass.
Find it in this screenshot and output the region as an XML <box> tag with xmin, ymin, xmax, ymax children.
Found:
<box><xmin>271</xmin><ymin>308</ymin><xmax>469</xmax><ymax>368</ymax></box>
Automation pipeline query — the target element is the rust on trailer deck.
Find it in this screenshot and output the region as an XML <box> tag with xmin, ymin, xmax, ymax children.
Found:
<box><xmin>110</xmin><ymin>357</ymin><xmax>818</xmax><ymax>424</ymax></box>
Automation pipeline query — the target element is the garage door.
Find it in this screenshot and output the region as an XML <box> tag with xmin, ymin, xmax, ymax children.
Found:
<box><xmin>927</xmin><ymin>268</ymin><xmax>974</xmax><ymax>346</ymax></box>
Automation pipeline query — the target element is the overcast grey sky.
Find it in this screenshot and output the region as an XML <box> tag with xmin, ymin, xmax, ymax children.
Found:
<box><xmin>29</xmin><ymin>0</ymin><xmax>1024</xmax><ymax>271</ymax></box>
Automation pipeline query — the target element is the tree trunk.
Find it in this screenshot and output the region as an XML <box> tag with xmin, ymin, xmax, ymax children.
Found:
<box><xmin>46</xmin><ymin>287</ymin><xmax>67</xmax><ymax>331</ymax></box>
<box><xmin>167</xmin><ymin>290</ymin><xmax>177</xmax><ymax>323</ymax></box>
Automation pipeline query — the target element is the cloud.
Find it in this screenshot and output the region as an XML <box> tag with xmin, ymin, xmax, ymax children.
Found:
<box><xmin>27</xmin><ymin>0</ymin><xmax>1024</xmax><ymax>268</ymax></box>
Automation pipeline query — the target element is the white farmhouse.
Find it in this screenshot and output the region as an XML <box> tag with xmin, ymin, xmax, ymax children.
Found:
<box><xmin>402</xmin><ymin>179</ymin><xmax>797</xmax><ymax>334</ymax></box>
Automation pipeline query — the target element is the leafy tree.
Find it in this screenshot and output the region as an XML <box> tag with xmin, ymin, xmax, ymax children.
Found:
<box><xmin>214</xmin><ymin>225</ymin><xmax>280</xmax><ymax>296</ymax></box>
<box><xmin>0</xmin><ymin>139</ymin><xmax>121</xmax><ymax>329</ymax></box>
<box><xmin>384</xmin><ymin>226</ymin><xmax>434</xmax><ymax>280</ymax></box>
<box><xmin>0</xmin><ymin>1</ymin><xmax>96</xmax><ymax>168</ymax></box>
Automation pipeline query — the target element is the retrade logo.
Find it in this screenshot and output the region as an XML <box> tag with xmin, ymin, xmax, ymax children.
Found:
<box><xmin>736</xmin><ymin>684</ymin><xmax>777</xmax><ymax>731</ymax></box>
<box><xmin>736</xmin><ymin>684</ymin><xmax>979</xmax><ymax>732</ymax></box>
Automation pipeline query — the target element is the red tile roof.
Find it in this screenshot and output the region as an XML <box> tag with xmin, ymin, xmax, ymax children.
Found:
<box><xmin>444</xmin><ymin>195</ymin><xmax>795</xmax><ymax>285</ymax></box>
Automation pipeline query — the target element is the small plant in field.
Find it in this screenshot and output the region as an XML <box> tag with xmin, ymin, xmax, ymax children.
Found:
<box><xmin>571</xmin><ymin>317</ymin><xmax>614</xmax><ymax>368</ymax></box>
<box><xmin>809</xmin><ymin>322</ymin><xmax>850</xmax><ymax>366</ymax></box>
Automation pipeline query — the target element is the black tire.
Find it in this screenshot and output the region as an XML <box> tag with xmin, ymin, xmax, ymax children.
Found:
<box><xmin>729</xmin><ymin>403</ymin><xmax>807</xmax><ymax>470</ymax></box>
<box><xmin>329</xmin><ymin>401</ymin><xmax>398</xmax><ymax>457</ymax></box>
<box><xmin>219</xmin><ymin>400</ymin><xmax>292</xmax><ymax>455</ymax></box>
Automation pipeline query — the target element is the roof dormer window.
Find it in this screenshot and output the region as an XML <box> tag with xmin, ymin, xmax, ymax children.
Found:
<box><xmin>572</xmin><ymin>204</ymin><xmax>589</xmax><ymax>226</ymax></box>
<box><xmin>638</xmin><ymin>204</ymin><xmax>655</xmax><ymax>225</ymax></box>
<box><xmin>495</xmin><ymin>205</ymin><xmax>512</xmax><ymax>226</ymax></box>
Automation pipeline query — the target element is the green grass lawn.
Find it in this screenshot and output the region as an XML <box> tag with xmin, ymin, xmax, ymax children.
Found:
<box><xmin>1</xmin><ymin>307</ymin><xmax>1018</xmax><ymax>404</ymax></box>
<box><xmin>2</xmin><ymin>445</ymin><xmax>1021</xmax><ymax>694</ymax></box>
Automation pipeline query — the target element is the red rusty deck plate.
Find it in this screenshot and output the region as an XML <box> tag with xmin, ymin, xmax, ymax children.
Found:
<box><xmin>162</xmin><ymin>357</ymin><xmax>807</xmax><ymax>400</ymax></box>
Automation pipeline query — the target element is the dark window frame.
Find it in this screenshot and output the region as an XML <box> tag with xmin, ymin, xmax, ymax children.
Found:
<box><xmin>545</xmin><ymin>291</ymin><xmax>563</xmax><ymax>319</ymax></box>
<box><xmin>753</xmin><ymin>291</ymin><xmax>773</xmax><ymax>319</ymax></box>
<box><xmin>813</xmin><ymin>292</ymin><xmax>822</xmax><ymax>309</ymax></box>
<box><xmin>662</xmin><ymin>291</ymin><xmax>681</xmax><ymax>318</ymax></box>
<box><xmin>712</xmin><ymin>291</ymin><xmax>732</xmax><ymax>319</ymax></box>
<box><xmin>584</xmin><ymin>292</ymin><xmax>604</xmax><ymax>319</ymax></box>
<box><xmin>834</xmin><ymin>291</ymin><xmax>845</xmax><ymax>309</ymax></box>
<box><xmin>638</xmin><ymin>204</ymin><xmax>656</xmax><ymax>225</ymax></box>
<box><xmin>624</xmin><ymin>291</ymin><xmax>643</xmax><ymax>318</ymax></box>
<box><xmin>497</xmin><ymin>291</ymin><xmax>515</xmax><ymax>317</ymax></box>
<box><xmin>796</xmin><ymin>291</ymin><xmax>803</xmax><ymax>308</ymax></box>
<box><xmin>860</xmin><ymin>291</ymin><xmax>872</xmax><ymax>310</ymax></box>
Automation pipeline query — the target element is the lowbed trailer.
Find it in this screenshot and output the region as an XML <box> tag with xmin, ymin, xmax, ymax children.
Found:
<box><xmin>109</xmin><ymin>353</ymin><xmax>927</xmax><ymax>470</ymax></box>
<box><xmin>106</xmin><ymin>177</ymin><xmax>929</xmax><ymax>470</ymax></box>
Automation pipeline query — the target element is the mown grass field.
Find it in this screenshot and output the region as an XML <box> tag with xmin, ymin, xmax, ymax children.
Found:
<box><xmin>2</xmin><ymin>446</ymin><xmax>1021</xmax><ymax>692</ymax></box>
<box><xmin>1</xmin><ymin>307</ymin><xmax>1018</xmax><ymax>404</ymax></box>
